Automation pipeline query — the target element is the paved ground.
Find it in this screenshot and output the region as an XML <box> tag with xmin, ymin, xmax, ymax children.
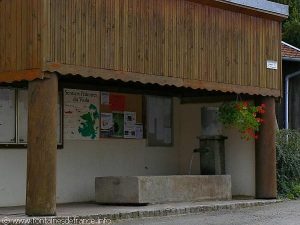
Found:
<box><xmin>113</xmin><ymin>200</ymin><xmax>300</xmax><ymax>225</ymax></box>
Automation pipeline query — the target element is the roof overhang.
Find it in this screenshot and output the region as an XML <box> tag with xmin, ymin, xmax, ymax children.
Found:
<box><xmin>224</xmin><ymin>0</ymin><xmax>289</xmax><ymax>17</ymax></box>
<box><xmin>283</xmin><ymin>57</ymin><xmax>300</xmax><ymax>62</ymax></box>
<box><xmin>190</xmin><ymin>0</ymin><xmax>289</xmax><ymax>21</ymax></box>
<box><xmin>282</xmin><ymin>41</ymin><xmax>300</xmax><ymax>61</ymax></box>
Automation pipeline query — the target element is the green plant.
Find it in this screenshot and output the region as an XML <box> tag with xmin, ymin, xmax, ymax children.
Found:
<box><xmin>276</xmin><ymin>129</ymin><xmax>300</xmax><ymax>198</ymax></box>
<box><xmin>292</xmin><ymin>183</ymin><xmax>300</xmax><ymax>198</ymax></box>
<box><xmin>218</xmin><ymin>101</ymin><xmax>266</xmax><ymax>140</ymax></box>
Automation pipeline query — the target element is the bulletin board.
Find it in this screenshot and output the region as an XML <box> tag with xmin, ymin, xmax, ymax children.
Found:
<box><xmin>18</xmin><ymin>89</ymin><xmax>62</xmax><ymax>144</ymax></box>
<box><xmin>99</xmin><ymin>92</ymin><xmax>143</xmax><ymax>139</ymax></box>
<box><xmin>0</xmin><ymin>88</ymin><xmax>16</xmax><ymax>143</ymax></box>
<box><xmin>18</xmin><ymin>89</ymin><xmax>28</xmax><ymax>143</ymax></box>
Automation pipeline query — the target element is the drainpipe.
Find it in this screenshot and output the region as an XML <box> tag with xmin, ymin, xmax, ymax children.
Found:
<box><xmin>285</xmin><ymin>70</ymin><xmax>300</xmax><ymax>129</ymax></box>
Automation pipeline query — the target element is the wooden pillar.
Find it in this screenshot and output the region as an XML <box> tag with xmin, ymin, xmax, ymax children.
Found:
<box><xmin>255</xmin><ymin>96</ymin><xmax>277</xmax><ymax>199</ymax></box>
<box><xmin>26</xmin><ymin>73</ymin><xmax>58</xmax><ymax>216</ymax></box>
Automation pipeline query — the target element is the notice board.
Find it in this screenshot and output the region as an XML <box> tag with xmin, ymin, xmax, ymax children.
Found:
<box><xmin>0</xmin><ymin>88</ymin><xmax>16</xmax><ymax>143</ymax></box>
<box><xmin>100</xmin><ymin>92</ymin><xmax>143</xmax><ymax>139</ymax></box>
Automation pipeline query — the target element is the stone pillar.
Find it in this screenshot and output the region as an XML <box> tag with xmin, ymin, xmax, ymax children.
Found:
<box><xmin>26</xmin><ymin>73</ymin><xmax>58</xmax><ymax>216</ymax></box>
<box><xmin>255</xmin><ymin>96</ymin><xmax>277</xmax><ymax>199</ymax></box>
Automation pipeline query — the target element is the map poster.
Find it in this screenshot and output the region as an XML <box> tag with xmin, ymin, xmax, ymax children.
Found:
<box><xmin>112</xmin><ymin>112</ymin><xmax>124</xmax><ymax>138</ymax></box>
<box><xmin>64</xmin><ymin>89</ymin><xmax>100</xmax><ymax>140</ymax></box>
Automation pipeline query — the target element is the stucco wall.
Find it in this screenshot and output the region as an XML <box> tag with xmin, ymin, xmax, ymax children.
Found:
<box><xmin>0</xmin><ymin>98</ymin><xmax>181</xmax><ymax>207</ymax></box>
<box><xmin>0</xmin><ymin>98</ymin><xmax>255</xmax><ymax>207</ymax></box>
<box><xmin>178</xmin><ymin>102</ymin><xmax>255</xmax><ymax>197</ymax></box>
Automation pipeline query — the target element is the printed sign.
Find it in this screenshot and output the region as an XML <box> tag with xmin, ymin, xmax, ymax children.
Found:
<box><xmin>64</xmin><ymin>89</ymin><xmax>100</xmax><ymax>140</ymax></box>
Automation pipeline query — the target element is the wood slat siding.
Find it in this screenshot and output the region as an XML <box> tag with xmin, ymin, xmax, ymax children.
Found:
<box><xmin>0</xmin><ymin>0</ymin><xmax>283</xmax><ymax>96</ymax></box>
<box><xmin>43</xmin><ymin>0</ymin><xmax>282</xmax><ymax>95</ymax></box>
<box><xmin>0</xmin><ymin>0</ymin><xmax>42</xmax><ymax>73</ymax></box>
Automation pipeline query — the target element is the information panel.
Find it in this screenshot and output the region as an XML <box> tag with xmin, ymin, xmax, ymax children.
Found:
<box><xmin>64</xmin><ymin>89</ymin><xmax>100</xmax><ymax>140</ymax></box>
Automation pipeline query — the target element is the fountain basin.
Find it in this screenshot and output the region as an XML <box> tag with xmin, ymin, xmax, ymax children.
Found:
<box><xmin>95</xmin><ymin>175</ymin><xmax>232</xmax><ymax>204</ymax></box>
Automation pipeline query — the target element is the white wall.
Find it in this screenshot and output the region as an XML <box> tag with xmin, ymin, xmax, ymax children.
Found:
<box><xmin>0</xmin><ymin>98</ymin><xmax>181</xmax><ymax>207</ymax></box>
<box><xmin>0</xmin><ymin>98</ymin><xmax>255</xmax><ymax>207</ymax></box>
<box><xmin>178</xmin><ymin>102</ymin><xmax>256</xmax><ymax>197</ymax></box>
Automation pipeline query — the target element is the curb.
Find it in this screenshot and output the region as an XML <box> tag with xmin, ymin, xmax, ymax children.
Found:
<box><xmin>4</xmin><ymin>200</ymin><xmax>283</xmax><ymax>225</ymax></box>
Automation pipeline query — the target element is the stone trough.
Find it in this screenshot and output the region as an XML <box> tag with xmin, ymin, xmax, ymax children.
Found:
<box><xmin>95</xmin><ymin>175</ymin><xmax>232</xmax><ymax>204</ymax></box>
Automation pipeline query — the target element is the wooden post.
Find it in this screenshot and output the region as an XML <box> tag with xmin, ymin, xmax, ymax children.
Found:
<box><xmin>26</xmin><ymin>73</ymin><xmax>58</xmax><ymax>216</ymax></box>
<box><xmin>255</xmin><ymin>96</ymin><xmax>277</xmax><ymax>199</ymax></box>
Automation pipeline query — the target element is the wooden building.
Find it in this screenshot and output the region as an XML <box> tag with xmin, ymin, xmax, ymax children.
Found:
<box><xmin>0</xmin><ymin>0</ymin><xmax>288</xmax><ymax>216</ymax></box>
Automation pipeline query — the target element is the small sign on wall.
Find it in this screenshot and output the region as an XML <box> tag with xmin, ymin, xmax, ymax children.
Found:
<box><xmin>267</xmin><ymin>60</ymin><xmax>278</xmax><ymax>70</ymax></box>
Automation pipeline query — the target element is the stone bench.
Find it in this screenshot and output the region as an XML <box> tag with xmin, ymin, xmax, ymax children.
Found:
<box><xmin>95</xmin><ymin>175</ymin><xmax>232</xmax><ymax>204</ymax></box>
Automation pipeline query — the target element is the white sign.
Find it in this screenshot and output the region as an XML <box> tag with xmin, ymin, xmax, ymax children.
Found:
<box><xmin>135</xmin><ymin>124</ymin><xmax>143</xmax><ymax>139</ymax></box>
<box><xmin>64</xmin><ymin>89</ymin><xmax>100</xmax><ymax>140</ymax></box>
<box><xmin>124</xmin><ymin>112</ymin><xmax>137</xmax><ymax>139</ymax></box>
<box><xmin>101</xmin><ymin>92</ymin><xmax>110</xmax><ymax>105</ymax></box>
<box><xmin>267</xmin><ymin>60</ymin><xmax>278</xmax><ymax>70</ymax></box>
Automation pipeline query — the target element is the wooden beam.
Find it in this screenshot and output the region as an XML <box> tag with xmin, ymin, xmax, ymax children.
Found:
<box><xmin>255</xmin><ymin>96</ymin><xmax>277</xmax><ymax>199</ymax></box>
<box><xmin>0</xmin><ymin>69</ymin><xmax>43</xmax><ymax>83</ymax></box>
<box><xmin>44</xmin><ymin>62</ymin><xmax>281</xmax><ymax>97</ymax></box>
<box><xmin>26</xmin><ymin>72</ymin><xmax>58</xmax><ymax>216</ymax></box>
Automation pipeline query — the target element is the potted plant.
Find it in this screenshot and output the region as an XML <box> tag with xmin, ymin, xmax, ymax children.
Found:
<box><xmin>218</xmin><ymin>101</ymin><xmax>266</xmax><ymax>140</ymax></box>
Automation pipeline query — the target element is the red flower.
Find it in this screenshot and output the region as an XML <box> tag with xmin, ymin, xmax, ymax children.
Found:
<box><xmin>261</xmin><ymin>103</ymin><xmax>266</xmax><ymax>108</ymax></box>
<box><xmin>257</xmin><ymin>106</ymin><xmax>266</xmax><ymax>114</ymax></box>
<box><xmin>243</xmin><ymin>101</ymin><xmax>249</xmax><ymax>107</ymax></box>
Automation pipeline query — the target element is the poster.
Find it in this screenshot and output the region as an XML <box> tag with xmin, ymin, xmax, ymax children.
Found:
<box><xmin>124</xmin><ymin>111</ymin><xmax>137</xmax><ymax>139</ymax></box>
<box><xmin>100</xmin><ymin>113</ymin><xmax>113</xmax><ymax>138</ymax></box>
<box><xmin>112</xmin><ymin>112</ymin><xmax>124</xmax><ymax>138</ymax></box>
<box><xmin>135</xmin><ymin>124</ymin><xmax>143</xmax><ymax>139</ymax></box>
<box><xmin>0</xmin><ymin>89</ymin><xmax>16</xmax><ymax>143</ymax></box>
<box><xmin>124</xmin><ymin>126</ymin><xmax>136</xmax><ymax>139</ymax></box>
<box><xmin>110</xmin><ymin>94</ymin><xmax>125</xmax><ymax>111</ymax></box>
<box><xmin>124</xmin><ymin>112</ymin><xmax>136</xmax><ymax>125</ymax></box>
<box><xmin>64</xmin><ymin>89</ymin><xmax>100</xmax><ymax>140</ymax></box>
<box><xmin>101</xmin><ymin>92</ymin><xmax>110</xmax><ymax>105</ymax></box>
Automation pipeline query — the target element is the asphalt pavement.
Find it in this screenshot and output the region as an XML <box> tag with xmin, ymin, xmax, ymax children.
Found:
<box><xmin>113</xmin><ymin>200</ymin><xmax>300</xmax><ymax>225</ymax></box>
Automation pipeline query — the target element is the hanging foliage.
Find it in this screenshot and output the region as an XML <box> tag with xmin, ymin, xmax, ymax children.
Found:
<box><xmin>218</xmin><ymin>101</ymin><xmax>266</xmax><ymax>140</ymax></box>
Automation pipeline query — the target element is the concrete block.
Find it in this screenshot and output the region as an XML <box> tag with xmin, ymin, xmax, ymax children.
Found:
<box><xmin>95</xmin><ymin>175</ymin><xmax>232</xmax><ymax>204</ymax></box>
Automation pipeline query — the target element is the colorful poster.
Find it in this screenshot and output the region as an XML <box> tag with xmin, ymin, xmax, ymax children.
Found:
<box><xmin>64</xmin><ymin>89</ymin><xmax>100</xmax><ymax>140</ymax></box>
<box><xmin>100</xmin><ymin>113</ymin><xmax>113</xmax><ymax>138</ymax></box>
<box><xmin>112</xmin><ymin>112</ymin><xmax>124</xmax><ymax>138</ymax></box>
<box><xmin>101</xmin><ymin>92</ymin><xmax>110</xmax><ymax>105</ymax></box>
<box><xmin>110</xmin><ymin>94</ymin><xmax>125</xmax><ymax>111</ymax></box>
